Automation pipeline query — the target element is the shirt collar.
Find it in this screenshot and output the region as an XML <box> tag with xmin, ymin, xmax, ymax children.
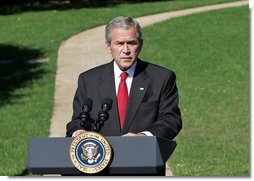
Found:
<box><xmin>114</xmin><ymin>61</ymin><xmax>137</xmax><ymax>78</ymax></box>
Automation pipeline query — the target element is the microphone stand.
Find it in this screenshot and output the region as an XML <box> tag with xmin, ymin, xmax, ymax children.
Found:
<box><xmin>80</xmin><ymin>110</ymin><xmax>92</xmax><ymax>131</ymax></box>
<box><xmin>80</xmin><ymin>97</ymin><xmax>112</xmax><ymax>133</ymax></box>
<box><xmin>80</xmin><ymin>111</ymin><xmax>103</xmax><ymax>133</ymax></box>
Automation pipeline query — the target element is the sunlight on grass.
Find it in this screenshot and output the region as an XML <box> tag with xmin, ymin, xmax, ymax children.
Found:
<box><xmin>140</xmin><ymin>5</ymin><xmax>249</xmax><ymax>176</ymax></box>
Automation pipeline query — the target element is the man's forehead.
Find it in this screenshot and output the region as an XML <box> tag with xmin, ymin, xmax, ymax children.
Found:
<box><xmin>111</xmin><ymin>28</ymin><xmax>138</xmax><ymax>40</ymax></box>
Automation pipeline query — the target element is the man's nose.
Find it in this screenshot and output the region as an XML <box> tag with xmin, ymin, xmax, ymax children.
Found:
<box><xmin>123</xmin><ymin>43</ymin><xmax>130</xmax><ymax>53</ymax></box>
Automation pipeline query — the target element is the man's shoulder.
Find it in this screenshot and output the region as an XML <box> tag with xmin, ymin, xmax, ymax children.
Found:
<box><xmin>79</xmin><ymin>61</ymin><xmax>112</xmax><ymax>77</ymax></box>
<box><xmin>140</xmin><ymin>59</ymin><xmax>175</xmax><ymax>76</ymax></box>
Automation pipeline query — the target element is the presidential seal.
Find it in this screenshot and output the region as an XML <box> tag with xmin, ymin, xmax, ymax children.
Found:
<box><xmin>69</xmin><ymin>132</ymin><xmax>112</xmax><ymax>174</ymax></box>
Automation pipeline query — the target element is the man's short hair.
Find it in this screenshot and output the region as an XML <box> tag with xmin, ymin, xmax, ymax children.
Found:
<box><xmin>105</xmin><ymin>16</ymin><xmax>143</xmax><ymax>43</ymax></box>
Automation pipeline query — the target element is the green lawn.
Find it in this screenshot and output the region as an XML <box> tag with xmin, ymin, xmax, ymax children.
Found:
<box><xmin>140</xmin><ymin>5</ymin><xmax>249</xmax><ymax>176</ymax></box>
<box><xmin>0</xmin><ymin>0</ymin><xmax>246</xmax><ymax>176</ymax></box>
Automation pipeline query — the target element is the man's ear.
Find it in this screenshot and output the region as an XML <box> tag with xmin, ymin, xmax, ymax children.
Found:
<box><xmin>139</xmin><ymin>39</ymin><xmax>144</xmax><ymax>52</ymax></box>
<box><xmin>105</xmin><ymin>41</ymin><xmax>112</xmax><ymax>54</ymax></box>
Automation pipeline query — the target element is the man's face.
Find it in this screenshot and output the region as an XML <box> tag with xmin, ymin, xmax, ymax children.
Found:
<box><xmin>105</xmin><ymin>26</ymin><xmax>143</xmax><ymax>71</ymax></box>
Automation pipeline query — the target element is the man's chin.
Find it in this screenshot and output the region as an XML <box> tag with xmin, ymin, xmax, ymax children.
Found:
<box><xmin>121</xmin><ymin>64</ymin><xmax>133</xmax><ymax>71</ymax></box>
<box><xmin>116</xmin><ymin>58</ymin><xmax>136</xmax><ymax>71</ymax></box>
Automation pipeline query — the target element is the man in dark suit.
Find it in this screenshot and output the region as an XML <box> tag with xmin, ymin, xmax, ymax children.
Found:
<box><xmin>66</xmin><ymin>16</ymin><xmax>182</xmax><ymax>139</ymax></box>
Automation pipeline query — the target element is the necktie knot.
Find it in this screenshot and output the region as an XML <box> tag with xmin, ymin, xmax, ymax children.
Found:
<box><xmin>120</xmin><ymin>72</ymin><xmax>128</xmax><ymax>81</ymax></box>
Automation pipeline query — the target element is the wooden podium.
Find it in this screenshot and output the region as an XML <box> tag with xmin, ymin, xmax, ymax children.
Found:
<box><xmin>27</xmin><ymin>136</ymin><xmax>176</xmax><ymax>176</ymax></box>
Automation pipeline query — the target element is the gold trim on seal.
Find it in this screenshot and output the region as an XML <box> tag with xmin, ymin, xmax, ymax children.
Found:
<box><xmin>69</xmin><ymin>131</ymin><xmax>112</xmax><ymax>174</ymax></box>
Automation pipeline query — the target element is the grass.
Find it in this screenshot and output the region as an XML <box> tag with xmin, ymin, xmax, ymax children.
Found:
<box><xmin>140</xmin><ymin>5</ymin><xmax>249</xmax><ymax>176</ymax></box>
<box><xmin>0</xmin><ymin>0</ymin><xmax>245</xmax><ymax>176</ymax></box>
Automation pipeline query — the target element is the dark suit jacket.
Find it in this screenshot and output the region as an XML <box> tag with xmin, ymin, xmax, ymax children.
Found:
<box><xmin>66</xmin><ymin>59</ymin><xmax>182</xmax><ymax>139</ymax></box>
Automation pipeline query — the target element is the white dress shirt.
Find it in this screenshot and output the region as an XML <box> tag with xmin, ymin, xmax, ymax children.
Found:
<box><xmin>113</xmin><ymin>61</ymin><xmax>136</xmax><ymax>95</ymax></box>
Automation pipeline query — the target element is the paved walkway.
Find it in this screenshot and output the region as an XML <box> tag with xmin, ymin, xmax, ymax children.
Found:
<box><xmin>48</xmin><ymin>0</ymin><xmax>248</xmax><ymax>176</ymax></box>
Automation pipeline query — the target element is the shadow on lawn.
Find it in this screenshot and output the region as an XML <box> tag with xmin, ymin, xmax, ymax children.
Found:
<box><xmin>0</xmin><ymin>2</ymin><xmax>115</xmax><ymax>15</ymax></box>
<box><xmin>0</xmin><ymin>0</ymin><xmax>172</xmax><ymax>15</ymax></box>
<box><xmin>14</xmin><ymin>168</ymin><xmax>31</xmax><ymax>176</ymax></box>
<box><xmin>0</xmin><ymin>44</ymin><xmax>48</xmax><ymax>107</ymax></box>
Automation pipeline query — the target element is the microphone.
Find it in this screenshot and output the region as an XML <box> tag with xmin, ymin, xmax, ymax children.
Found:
<box><xmin>101</xmin><ymin>97</ymin><xmax>113</xmax><ymax>114</ymax></box>
<box><xmin>80</xmin><ymin>97</ymin><xmax>93</xmax><ymax>131</ymax></box>
<box><xmin>94</xmin><ymin>97</ymin><xmax>113</xmax><ymax>132</ymax></box>
<box><xmin>83</xmin><ymin>97</ymin><xmax>92</xmax><ymax>112</ymax></box>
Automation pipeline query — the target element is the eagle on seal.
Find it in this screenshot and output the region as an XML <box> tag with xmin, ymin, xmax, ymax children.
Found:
<box><xmin>81</xmin><ymin>142</ymin><xmax>100</xmax><ymax>164</ymax></box>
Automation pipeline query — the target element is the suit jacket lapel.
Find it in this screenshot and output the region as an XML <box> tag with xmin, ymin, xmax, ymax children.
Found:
<box><xmin>98</xmin><ymin>61</ymin><xmax>121</xmax><ymax>134</ymax></box>
<box><xmin>122</xmin><ymin>60</ymin><xmax>149</xmax><ymax>134</ymax></box>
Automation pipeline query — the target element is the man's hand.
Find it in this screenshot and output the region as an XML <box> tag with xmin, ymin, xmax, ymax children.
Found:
<box><xmin>72</xmin><ymin>129</ymin><xmax>86</xmax><ymax>137</ymax></box>
<box><xmin>122</xmin><ymin>132</ymin><xmax>146</xmax><ymax>136</ymax></box>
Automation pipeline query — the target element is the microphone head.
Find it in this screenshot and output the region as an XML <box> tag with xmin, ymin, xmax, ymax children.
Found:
<box><xmin>102</xmin><ymin>97</ymin><xmax>112</xmax><ymax>110</ymax></box>
<box><xmin>83</xmin><ymin>97</ymin><xmax>93</xmax><ymax>111</ymax></box>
